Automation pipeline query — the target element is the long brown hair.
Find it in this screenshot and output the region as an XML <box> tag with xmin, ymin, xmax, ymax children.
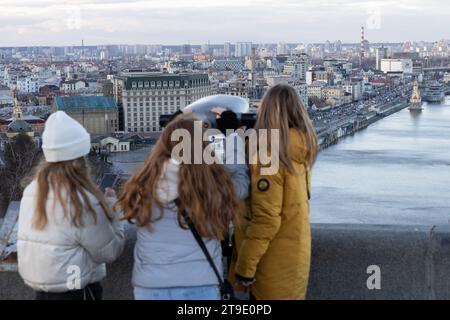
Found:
<box><xmin>254</xmin><ymin>84</ymin><xmax>318</xmax><ymax>172</ymax></box>
<box><xmin>32</xmin><ymin>157</ymin><xmax>113</xmax><ymax>229</ymax></box>
<box><xmin>116</xmin><ymin>114</ymin><xmax>239</xmax><ymax>240</ymax></box>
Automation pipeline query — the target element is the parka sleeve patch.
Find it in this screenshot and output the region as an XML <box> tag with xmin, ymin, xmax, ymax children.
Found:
<box><xmin>257</xmin><ymin>178</ymin><xmax>270</xmax><ymax>192</ymax></box>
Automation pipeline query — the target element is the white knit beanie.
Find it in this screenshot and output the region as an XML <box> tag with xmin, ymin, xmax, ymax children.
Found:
<box><xmin>42</xmin><ymin>111</ymin><xmax>91</xmax><ymax>163</ymax></box>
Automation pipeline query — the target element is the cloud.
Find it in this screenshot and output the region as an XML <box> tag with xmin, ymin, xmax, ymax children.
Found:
<box><xmin>0</xmin><ymin>0</ymin><xmax>448</xmax><ymax>46</ymax></box>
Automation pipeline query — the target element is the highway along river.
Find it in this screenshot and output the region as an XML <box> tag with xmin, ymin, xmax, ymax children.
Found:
<box><xmin>311</xmin><ymin>96</ymin><xmax>450</xmax><ymax>225</ymax></box>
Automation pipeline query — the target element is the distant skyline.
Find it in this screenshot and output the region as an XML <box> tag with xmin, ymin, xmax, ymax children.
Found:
<box><xmin>0</xmin><ymin>0</ymin><xmax>449</xmax><ymax>46</ymax></box>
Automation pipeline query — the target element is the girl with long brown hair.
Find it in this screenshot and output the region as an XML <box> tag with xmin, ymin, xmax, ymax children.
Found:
<box><xmin>17</xmin><ymin>111</ymin><xmax>125</xmax><ymax>300</ymax></box>
<box><xmin>116</xmin><ymin>114</ymin><xmax>239</xmax><ymax>300</ymax></box>
<box><xmin>230</xmin><ymin>84</ymin><xmax>318</xmax><ymax>300</ymax></box>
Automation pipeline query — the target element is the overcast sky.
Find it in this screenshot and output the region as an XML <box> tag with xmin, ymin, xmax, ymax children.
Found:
<box><xmin>0</xmin><ymin>0</ymin><xmax>448</xmax><ymax>46</ymax></box>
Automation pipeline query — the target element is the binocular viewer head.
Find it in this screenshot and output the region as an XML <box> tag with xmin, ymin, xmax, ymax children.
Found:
<box><xmin>158</xmin><ymin>95</ymin><xmax>257</xmax><ymax>129</ymax></box>
<box><xmin>159</xmin><ymin>112</ymin><xmax>257</xmax><ymax>129</ymax></box>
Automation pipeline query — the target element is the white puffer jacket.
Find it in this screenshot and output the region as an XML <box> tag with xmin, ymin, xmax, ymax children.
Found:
<box><xmin>17</xmin><ymin>180</ymin><xmax>125</xmax><ymax>293</ymax></box>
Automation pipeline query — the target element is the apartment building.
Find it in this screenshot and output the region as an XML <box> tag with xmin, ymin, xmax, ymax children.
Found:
<box><xmin>113</xmin><ymin>71</ymin><xmax>216</xmax><ymax>132</ymax></box>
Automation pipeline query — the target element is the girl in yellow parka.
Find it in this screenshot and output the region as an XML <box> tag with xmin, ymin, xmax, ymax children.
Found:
<box><xmin>231</xmin><ymin>84</ymin><xmax>318</xmax><ymax>300</ymax></box>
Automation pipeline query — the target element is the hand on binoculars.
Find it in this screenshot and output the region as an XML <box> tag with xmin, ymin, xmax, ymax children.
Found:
<box><xmin>182</xmin><ymin>107</ymin><xmax>193</xmax><ymax>114</ymax></box>
<box><xmin>211</xmin><ymin>107</ymin><xmax>226</xmax><ymax>116</ymax></box>
<box><xmin>105</xmin><ymin>188</ymin><xmax>116</xmax><ymax>198</ymax></box>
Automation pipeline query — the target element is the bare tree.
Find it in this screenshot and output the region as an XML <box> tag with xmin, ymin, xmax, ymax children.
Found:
<box><xmin>0</xmin><ymin>136</ymin><xmax>123</xmax><ymax>216</ymax></box>
<box><xmin>0</xmin><ymin>134</ymin><xmax>42</xmax><ymax>216</ymax></box>
<box><xmin>309</xmin><ymin>96</ymin><xmax>326</xmax><ymax>108</ymax></box>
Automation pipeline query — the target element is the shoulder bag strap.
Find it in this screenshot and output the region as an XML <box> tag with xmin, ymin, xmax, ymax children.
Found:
<box><xmin>174</xmin><ymin>199</ymin><xmax>224</xmax><ymax>288</ymax></box>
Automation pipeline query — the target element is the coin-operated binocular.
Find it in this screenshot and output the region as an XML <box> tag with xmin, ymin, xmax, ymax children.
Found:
<box><xmin>159</xmin><ymin>95</ymin><xmax>257</xmax><ymax>129</ymax></box>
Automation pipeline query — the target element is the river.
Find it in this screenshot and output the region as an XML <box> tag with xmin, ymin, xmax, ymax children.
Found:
<box><xmin>311</xmin><ymin>97</ymin><xmax>450</xmax><ymax>225</ymax></box>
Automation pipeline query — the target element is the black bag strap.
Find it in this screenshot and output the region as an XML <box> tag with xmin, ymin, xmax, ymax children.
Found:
<box><xmin>174</xmin><ymin>199</ymin><xmax>224</xmax><ymax>288</ymax></box>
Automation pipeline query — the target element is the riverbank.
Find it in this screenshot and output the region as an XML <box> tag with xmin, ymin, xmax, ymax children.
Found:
<box><xmin>318</xmin><ymin>100</ymin><xmax>409</xmax><ymax>150</ymax></box>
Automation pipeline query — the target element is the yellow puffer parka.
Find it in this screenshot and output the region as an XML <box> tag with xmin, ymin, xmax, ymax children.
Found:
<box><xmin>230</xmin><ymin>128</ymin><xmax>312</xmax><ymax>300</ymax></box>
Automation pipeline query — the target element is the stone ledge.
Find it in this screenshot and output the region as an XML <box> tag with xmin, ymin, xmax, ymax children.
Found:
<box><xmin>2</xmin><ymin>223</ymin><xmax>450</xmax><ymax>300</ymax></box>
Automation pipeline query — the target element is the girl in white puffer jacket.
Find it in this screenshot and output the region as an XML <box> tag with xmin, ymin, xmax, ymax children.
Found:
<box><xmin>17</xmin><ymin>111</ymin><xmax>125</xmax><ymax>300</ymax></box>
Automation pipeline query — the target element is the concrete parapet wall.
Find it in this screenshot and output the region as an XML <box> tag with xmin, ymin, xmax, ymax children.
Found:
<box><xmin>307</xmin><ymin>224</ymin><xmax>450</xmax><ymax>300</ymax></box>
<box><xmin>2</xmin><ymin>224</ymin><xmax>450</xmax><ymax>300</ymax></box>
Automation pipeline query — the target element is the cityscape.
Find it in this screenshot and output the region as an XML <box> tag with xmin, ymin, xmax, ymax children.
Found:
<box><xmin>1</xmin><ymin>0</ymin><xmax>450</xmax><ymax>303</ymax></box>
<box><xmin>1</xmin><ymin>36</ymin><xmax>449</xmax><ymax>139</ymax></box>
<box><xmin>0</xmin><ymin>34</ymin><xmax>449</xmax><ymax>163</ymax></box>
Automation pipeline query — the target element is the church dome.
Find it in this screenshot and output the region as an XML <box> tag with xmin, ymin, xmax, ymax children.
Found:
<box><xmin>7</xmin><ymin>119</ymin><xmax>33</xmax><ymax>133</ymax></box>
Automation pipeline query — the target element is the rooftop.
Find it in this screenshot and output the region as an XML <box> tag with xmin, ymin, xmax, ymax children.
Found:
<box><xmin>7</xmin><ymin>119</ymin><xmax>33</xmax><ymax>133</ymax></box>
<box><xmin>55</xmin><ymin>95</ymin><xmax>117</xmax><ymax>110</ymax></box>
<box><xmin>62</xmin><ymin>80</ymin><xmax>87</xmax><ymax>84</ymax></box>
<box><xmin>6</xmin><ymin>115</ymin><xmax>43</xmax><ymax>122</ymax></box>
<box><xmin>115</xmin><ymin>72</ymin><xmax>211</xmax><ymax>90</ymax></box>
